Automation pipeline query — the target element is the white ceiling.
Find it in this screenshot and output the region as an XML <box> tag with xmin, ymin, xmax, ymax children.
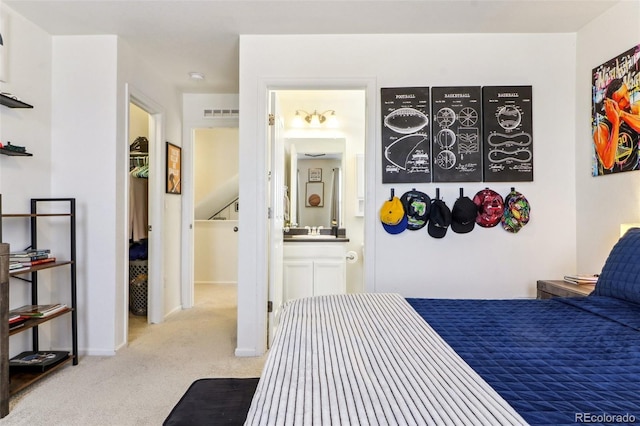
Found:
<box><xmin>5</xmin><ymin>0</ymin><xmax>621</xmax><ymax>94</ymax></box>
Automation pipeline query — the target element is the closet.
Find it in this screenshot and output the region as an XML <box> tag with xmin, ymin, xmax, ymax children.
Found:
<box><xmin>128</xmin><ymin>104</ymin><xmax>150</xmax><ymax>322</ymax></box>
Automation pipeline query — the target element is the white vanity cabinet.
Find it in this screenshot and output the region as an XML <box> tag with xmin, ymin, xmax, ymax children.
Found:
<box><xmin>283</xmin><ymin>243</ymin><xmax>346</xmax><ymax>303</ymax></box>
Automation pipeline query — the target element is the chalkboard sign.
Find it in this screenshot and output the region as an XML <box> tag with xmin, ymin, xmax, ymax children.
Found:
<box><xmin>431</xmin><ymin>86</ymin><xmax>482</xmax><ymax>182</ymax></box>
<box><xmin>381</xmin><ymin>87</ymin><xmax>431</xmax><ymax>183</ymax></box>
<box><xmin>482</xmin><ymin>86</ymin><xmax>533</xmax><ymax>182</ymax></box>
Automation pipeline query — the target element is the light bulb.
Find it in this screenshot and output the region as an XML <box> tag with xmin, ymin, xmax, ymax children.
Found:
<box><xmin>292</xmin><ymin>111</ymin><xmax>304</xmax><ymax>128</ymax></box>
<box><xmin>309</xmin><ymin>113</ymin><xmax>321</xmax><ymax>128</ymax></box>
<box><xmin>326</xmin><ymin>111</ymin><xmax>338</xmax><ymax>128</ymax></box>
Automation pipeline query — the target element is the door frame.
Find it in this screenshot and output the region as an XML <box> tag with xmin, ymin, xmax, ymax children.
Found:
<box><xmin>124</xmin><ymin>85</ymin><xmax>165</xmax><ymax>338</ymax></box>
<box><xmin>253</xmin><ymin>78</ymin><xmax>377</xmax><ymax>355</ymax></box>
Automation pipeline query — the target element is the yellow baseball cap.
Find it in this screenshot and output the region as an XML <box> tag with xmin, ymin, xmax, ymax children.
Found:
<box><xmin>380</xmin><ymin>196</ymin><xmax>408</xmax><ymax>234</ymax></box>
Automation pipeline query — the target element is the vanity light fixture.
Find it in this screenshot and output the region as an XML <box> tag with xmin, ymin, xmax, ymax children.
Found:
<box><xmin>293</xmin><ymin>109</ymin><xmax>337</xmax><ymax>128</ymax></box>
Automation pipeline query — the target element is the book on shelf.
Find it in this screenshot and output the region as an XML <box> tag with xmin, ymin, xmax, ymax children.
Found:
<box><xmin>9</xmin><ymin>314</ymin><xmax>23</xmax><ymax>323</ymax></box>
<box><xmin>10</xmin><ymin>248</ymin><xmax>51</xmax><ymax>255</ymax></box>
<box><xmin>9</xmin><ymin>303</ymin><xmax>68</xmax><ymax>318</ymax></box>
<box><xmin>8</xmin><ymin>314</ymin><xmax>28</xmax><ymax>330</ymax></box>
<box><xmin>9</xmin><ymin>351</ymin><xmax>70</xmax><ymax>372</ymax></box>
<box><xmin>9</xmin><ymin>253</ymin><xmax>54</xmax><ymax>262</ymax></box>
<box><xmin>17</xmin><ymin>257</ymin><xmax>56</xmax><ymax>267</ymax></box>
<box><xmin>9</xmin><ymin>322</ymin><xmax>26</xmax><ymax>331</ymax></box>
<box><xmin>563</xmin><ymin>274</ymin><xmax>599</xmax><ymax>285</ymax></box>
<box><xmin>9</xmin><ymin>249</ymin><xmax>51</xmax><ymax>257</ymax></box>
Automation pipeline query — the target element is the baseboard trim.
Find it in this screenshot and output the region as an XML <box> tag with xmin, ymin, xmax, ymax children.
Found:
<box><xmin>235</xmin><ymin>347</ymin><xmax>260</xmax><ymax>357</ymax></box>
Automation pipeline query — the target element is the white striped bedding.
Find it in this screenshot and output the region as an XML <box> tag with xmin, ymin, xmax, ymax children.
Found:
<box><xmin>244</xmin><ymin>293</ymin><xmax>527</xmax><ymax>425</ymax></box>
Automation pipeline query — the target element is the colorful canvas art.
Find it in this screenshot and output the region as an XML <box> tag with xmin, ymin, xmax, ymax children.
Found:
<box><xmin>592</xmin><ymin>44</ymin><xmax>640</xmax><ymax>176</ymax></box>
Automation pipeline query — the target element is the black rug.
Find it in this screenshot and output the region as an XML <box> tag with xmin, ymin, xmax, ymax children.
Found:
<box><xmin>163</xmin><ymin>378</ymin><xmax>259</xmax><ymax>426</ymax></box>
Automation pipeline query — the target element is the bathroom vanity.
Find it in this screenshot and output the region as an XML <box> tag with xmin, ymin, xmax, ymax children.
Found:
<box><xmin>283</xmin><ymin>231</ymin><xmax>349</xmax><ymax>303</ymax></box>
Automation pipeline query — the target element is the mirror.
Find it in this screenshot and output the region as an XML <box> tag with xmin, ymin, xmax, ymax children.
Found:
<box><xmin>286</xmin><ymin>138</ymin><xmax>345</xmax><ymax>229</ymax></box>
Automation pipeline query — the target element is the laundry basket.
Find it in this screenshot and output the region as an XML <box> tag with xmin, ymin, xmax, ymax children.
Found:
<box><xmin>129</xmin><ymin>260</ymin><xmax>148</xmax><ymax>316</ymax></box>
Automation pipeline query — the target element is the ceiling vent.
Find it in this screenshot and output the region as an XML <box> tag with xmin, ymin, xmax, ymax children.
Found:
<box><xmin>203</xmin><ymin>108</ymin><xmax>239</xmax><ymax>119</ymax></box>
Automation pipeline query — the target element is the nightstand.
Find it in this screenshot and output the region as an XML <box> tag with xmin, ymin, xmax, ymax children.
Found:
<box><xmin>536</xmin><ymin>279</ymin><xmax>595</xmax><ymax>299</ymax></box>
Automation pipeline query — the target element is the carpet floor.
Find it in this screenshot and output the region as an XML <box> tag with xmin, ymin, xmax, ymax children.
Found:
<box><xmin>163</xmin><ymin>378</ymin><xmax>260</xmax><ymax>426</ymax></box>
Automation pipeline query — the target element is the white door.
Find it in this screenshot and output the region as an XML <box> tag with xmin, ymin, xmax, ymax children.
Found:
<box><xmin>267</xmin><ymin>91</ymin><xmax>285</xmax><ymax>347</ymax></box>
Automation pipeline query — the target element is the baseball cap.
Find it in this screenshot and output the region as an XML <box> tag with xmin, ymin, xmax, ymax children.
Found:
<box><xmin>473</xmin><ymin>188</ymin><xmax>504</xmax><ymax>228</ymax></box>
<box><xmin>451</xmin><ymin>195</ymin><xmax>478</xmax><ymax>234</ymax></box>
<box><xmin>428</xmin><ymin>199</ymin><xmax>452</xmax><ymax>238</ymax></box>
<box><xmin>502</xmin><ymin>190</ymin><xmax>531</xmax><ymax>233</ymax></box>
<box><xmin>380</xmin><ymin>196</ymin><xmax>408</xmax><ymax>234</ymax></box>
<box><xmin>400</xmin><ymin>189</ymin><xmax>430</xmax><ymax>231</ymax></box>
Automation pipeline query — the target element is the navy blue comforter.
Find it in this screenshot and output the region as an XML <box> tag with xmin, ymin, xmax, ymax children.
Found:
<box><xmin>407</xmin><ymin>296</ymin><xmax>640</xmax><ymax>426</ymax></box>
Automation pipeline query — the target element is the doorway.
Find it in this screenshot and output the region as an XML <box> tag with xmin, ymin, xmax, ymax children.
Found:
<box><xmin>123</xmin><ymin>86</ymin><xmax>165</xmax><ymax>347</ymax></box>
<box><xmin>192</xmin><ymin>128</ymin><xmax>240</xmax><ymax>304</ymax></box>
<box><xmin>267</xmin><ymin>88</ymin><xmax>367</xmax><ymax>344</ymax></box>
<box><xmin>128</xmin><ymin>102</ymin><xmax>151</xmax><ymax>341</ymax></box>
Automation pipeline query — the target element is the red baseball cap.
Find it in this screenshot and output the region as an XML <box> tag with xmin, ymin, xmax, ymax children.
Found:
<box><xmin>473</xmin><ymin>188</ymin><xmax>504</xmax><ymax>228</ymax></box>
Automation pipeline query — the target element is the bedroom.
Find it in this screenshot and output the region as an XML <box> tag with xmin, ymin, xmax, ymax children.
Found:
<box><xmin>0</xmin><ymin>0</ymin><xmax>638</xmax><ymax>380</ymax></box>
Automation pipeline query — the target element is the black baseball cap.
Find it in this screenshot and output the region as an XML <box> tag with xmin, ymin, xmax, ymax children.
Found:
<box><xmin>451</xmin><ymin>196</ymin><xmax>478</xmax><ymax>234</ymax></box>
<box><xmin>428</xmin><ymin>199</ymin><xmax>452</xmax><ymax>239</ymax></box>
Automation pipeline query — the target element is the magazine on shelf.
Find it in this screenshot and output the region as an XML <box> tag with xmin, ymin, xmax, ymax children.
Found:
<box><xmin>9</xmin><ymin>351</ymin><xmax>70</xmax><ymax>372</ymax></box>
<box><xmin>563</xmin><ymin>274</ymin><xmax>599</xmax><ymax>285</ymax></box>
<box><xmin>9</xmin><ymin>303</ymin><xmax>68</xmax><ymax>318</ymax></box>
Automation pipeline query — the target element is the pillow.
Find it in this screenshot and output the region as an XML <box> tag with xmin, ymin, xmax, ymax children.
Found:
<box><xmin>593</xmin><ymin>227</ymin><xmax>640</xmax><ymax>304</ymax></box>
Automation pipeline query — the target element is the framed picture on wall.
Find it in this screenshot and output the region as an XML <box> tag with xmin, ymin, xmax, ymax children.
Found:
<box><xmin>305</xmin><ymin>182</ymin><xmax>324</xmax><ymax>207</ymax></box>
<box><xmin>166</xmin><ymin>142</ymin><xmax>182</xmax><ymax>194</ymax></box>
<box><xmin>308</xmin><ymin>168</ymin><xmax>322</xmax><ymax>182</ymax></box>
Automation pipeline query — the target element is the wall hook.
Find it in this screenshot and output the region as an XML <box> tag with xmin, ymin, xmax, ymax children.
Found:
<box><xmin>389</xmin><ymin>188</ymin><xmax>395</xmax><ymax>200</ymax></box>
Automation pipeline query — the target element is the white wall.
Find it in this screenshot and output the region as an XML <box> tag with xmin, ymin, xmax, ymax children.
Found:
<box><xmin>0</xmin><ymin>4</ymin><xmax>52</xmax><ymax>217</ymax></box>
<box><xmin>575</xmin><ymin>1</ymin><xmax>640</xmax><ymax>272</ymax></box>
<box><xmin>238</xmin><ymin>33</ymin><xmax>579</xmax><ymax>355</ymax></box>
<box><xmin>0</xmin><ymin>5</ymin><xmax>53</xmax><ymax>355</ymax></box>
<box><xmin>51</xmin><ymin>35</ymin><xmax>119</xmax><ymax>355</ymax></box>
<box><xmin>49</xmin><ymin>34</ymin><xmax>182</xmax><ymax>355</ymax></box>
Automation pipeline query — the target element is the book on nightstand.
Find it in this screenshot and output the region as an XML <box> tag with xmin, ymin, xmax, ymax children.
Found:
<box><xmin>563</xmin><ymin>274</ymin><xmax>599</xmax><ymax>285</ymax></box>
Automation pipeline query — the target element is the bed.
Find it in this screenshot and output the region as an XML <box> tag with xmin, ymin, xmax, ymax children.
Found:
<box><xmin>245</xmin><ymin>229</ymin><xmax>640</xmax><ymax>425</ymax></box>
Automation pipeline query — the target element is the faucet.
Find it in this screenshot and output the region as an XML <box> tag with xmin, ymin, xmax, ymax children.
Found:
<box><xmin>311</xmin><ymin>226</ymin><xmax>318</xmax><ymax>235</ymax></box>
<box><xmin>305</xmin><ymin>226</ymin><xmax>311</xmax><ymax>235</ymax></box>
<box><xmin>317</xmin><ymin>226</ymin><xmax>324</xmax><ymax>235</ymax></box>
